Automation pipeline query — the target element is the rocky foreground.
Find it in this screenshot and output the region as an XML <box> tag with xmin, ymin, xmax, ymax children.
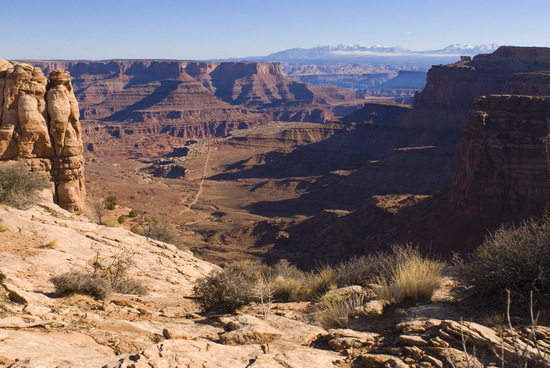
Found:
<box><xmin>1</xmin><ymin>203</ymin><xmax>549</xmax><ymax>367</ymax></box>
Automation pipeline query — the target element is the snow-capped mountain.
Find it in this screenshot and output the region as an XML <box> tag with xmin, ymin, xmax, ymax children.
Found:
<box><xmin>263</xmin><ymin>44</ymin><xmax>499</xmax><ymax>61</ymax></box>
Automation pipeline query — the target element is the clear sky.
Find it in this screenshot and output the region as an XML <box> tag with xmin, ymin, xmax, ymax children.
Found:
<box><xmin>3</xmin><ymin>0</ymin><xmax>549</xmax><ymax>60</ymax></box>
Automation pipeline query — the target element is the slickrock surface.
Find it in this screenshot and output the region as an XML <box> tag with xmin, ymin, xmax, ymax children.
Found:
<box><xmin>0</xmin><ymin>61</ymin><xmax>85</xmax><ymax>212</ymax></box>
<box><xmin>0</xmin><ymin>203</ymin><xmax>215</xmax><ymax>367</ymax></box>
<box><xmin>1</xmin><ymin>203</ymin><xmax>550</xmax><ymax>367</ymax></box>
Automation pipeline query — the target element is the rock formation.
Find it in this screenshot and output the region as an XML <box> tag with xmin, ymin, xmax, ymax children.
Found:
<box><xmin>0</xmin><ymin>61</ymin><xmax>85</xmax><ymax>212</ymax></box>
<box><xmin>27</xmin><ymin>60</ymin><xmax>364</xmax><ymax>148</ymax></box>
<box><xmin>448</xmin><ymin>95</ymin><xmax>550</xmax><ymax>227</ymax></box>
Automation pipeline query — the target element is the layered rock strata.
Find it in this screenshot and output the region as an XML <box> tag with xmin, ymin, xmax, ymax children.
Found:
<box><xmin>27</xmin><ymin>60</ymin><xmax>363</xmax><ymax>145</ymax></box>
<box><xmin>449</xmin><ymin>95</ymin><xmax>550</xmax><ymax>227</ymax></box>
<box><xmin>0</xmin><ymin>61</ymin><xmax>85</xmax><ymax>212</ymax></box>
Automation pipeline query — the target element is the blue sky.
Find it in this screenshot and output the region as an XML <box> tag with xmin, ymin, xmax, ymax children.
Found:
<box><xmin>3</xmin><ymin>0</ymin><xmax>549</xmax><ymax>60</ymax></box>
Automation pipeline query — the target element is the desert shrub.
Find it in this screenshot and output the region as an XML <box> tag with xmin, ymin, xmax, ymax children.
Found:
<box><xmin>335</xmin><ymin>253</ymin><xmax>397</xmax><ymax>287</ymax></box>
<box><xmin>376</xmin><ymin>246</ymin><xmax>443</xmax><ymax>304</ymax></box>
<box><xmin>104</xmin><ymin>218</ymin><xmax>119</xmax><ymax>227</ymax></box>
<box><xmin>117</xmin><ymin>215</ymin><xmax>126</xmax><ymax>224</ymax></box>
<box><xmin>194</xmin><ymin>264</ymin><xmax>258</xmax><ymax>312</ymax></box>
<box><xmin>454</xmin><ymin>218</ymin><xmax>550</xmax><ymax>305</ymax></box>
<box><xmin>0</xmin><ymin>162</ymin><xmax>50</xmax><ymax>210</ymax></box>
<box><xmin>313</xmin><ymin>292</ymin><xmax>365</xmax><ymax>328</ymax></box>
<box><xmin>51</xmin><ymin>272</ymin><xmax>111</xmax><ymax>300</ymax></box>
<box><xmin>128</xmin><ymin>209</ymin><xmax>139</xmax><ymax>218</ymax></box>
<box><xmin>113</xmin><ymin>279</ymin><xmax>148</xmax><ymax>295</ymax></box>
<box><xmin>195</xmin><ymin>260</ymin><xmax>339</xmax><ymax>311</ymax></box>
<box><xmin>130</xmin><ymin>227</ymin><xmax>144</xmax><ymax>235</ymax></box>
<box><xmin>270</xmin><ymin>260</ymin><xmax>308</xmax><ymax>302</ymax></box>
<box><xmin>92</xmin><ymin>251</ymin><xmax>148</xmax><ymax>296</ymax></box>
<box><xmin>0</xmin><ymin>221</ymin><xmax>8</xmax><ymax>232</ymax></box>
<box><xmin>144</xmin><ymin>221</ymin><xmax>176</xmax><ymax>243</ymax></box>
<box><xmin>51</xmin><ymin>251</ymin><xmax>147</xmax><ymax>300</ymax></box>
<box><xmin>103</xmin><ymin>196</ymin><xmax>117</xmax><ymax>210</ymax></box>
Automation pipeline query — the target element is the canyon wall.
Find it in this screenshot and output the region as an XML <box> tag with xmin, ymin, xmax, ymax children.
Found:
<box><xmin>448</xmin><ymin>95</ymin><xmax>550</xmax><ymax>227</ymax></box>
<box><xmin>364</xmin><ymin>46</ymin><xmax>550</xmax><ymax>193</ymax></box>
<box><xmin>28</xmin><ymin>60</ymin><xmax>363</xmax><ymax>146</ymax></box>
<box><xmin>0</xmin><ymin>61</ymin><xmax>85</xmax><ymax>212</ymax></box>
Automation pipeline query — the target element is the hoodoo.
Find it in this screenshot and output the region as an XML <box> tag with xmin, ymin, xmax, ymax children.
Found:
<box><xmin>0</xmin><ymin>61</ymin><xmax>85</xmax><ymax>212</ymax></box>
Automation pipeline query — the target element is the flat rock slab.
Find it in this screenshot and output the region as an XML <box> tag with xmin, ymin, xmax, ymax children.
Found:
<box><xmin>0</xmin><ymin>330</ymin><xmax>116</xmax><ymax>367</ymax></box>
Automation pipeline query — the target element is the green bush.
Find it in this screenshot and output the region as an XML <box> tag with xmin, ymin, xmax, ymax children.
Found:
<box><xmin>454</xmin><ymin>218</ymin><xmax>550</xmax><ymax>304</ymax></box>
<box><xmin>0</xmin><ymin>162</ymin><xmax>50</xmax><ymax>210</ymax></box>
<box><xmin>117</xmin><ymin>215</ymin><xmax>126</xmax><ymax>224</ymax></box>
<box><xmin>128</xmin><ymin>209</ymin><xmax>139</xmax><ymax>218</ymax></box>
<box><xmin>51</xmin><ymin>272</ymin><xmax>111</xmax><ymax>300</ymax></box>
<box><xmin>130</xmin><ymin>227</ymin><xmax>144</xmax><ymax>235</ymax></box>
<box><xmin>103</xmin><ymin>196</ymin><xmax>117</xmax><ymax>210</ymax></box>
<box><xmin>104</xmin><ymin>218</ymin><xmax>119</xmax><ymax>227</ymax></box>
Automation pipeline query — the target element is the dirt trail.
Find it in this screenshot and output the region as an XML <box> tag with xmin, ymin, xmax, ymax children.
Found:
<box><xmin>180</xmin><ymin>147</ymin><xmax>211</xmax><ymax>215</ymax></box>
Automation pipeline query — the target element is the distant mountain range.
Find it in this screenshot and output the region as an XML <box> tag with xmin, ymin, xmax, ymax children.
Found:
<box><xmin>224</xmin><ymin>44</ymin><xmax>500</xmax><ymax>67</ymax></box>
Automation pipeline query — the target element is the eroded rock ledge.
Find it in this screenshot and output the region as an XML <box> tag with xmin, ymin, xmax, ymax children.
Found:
<box><xmin>0</xmin><ymin>60</ymin><xmax>85</xmax><ymax>212</ymax></box>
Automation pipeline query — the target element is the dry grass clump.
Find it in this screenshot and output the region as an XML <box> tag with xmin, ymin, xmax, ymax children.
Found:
<box><xmin>313</xmin><ymin>292</ymin><xmax>365</xmax><ymax>328</ymax></box>
<box><xmin>303</xmin><ymin>265</ymin><xmax>338</xmax><ymax>299</ymax></box>
<box><xmin>0</xmin><ymin>162</ymin><xmax>50</xmax><ymax>210</ymax></box>
<box><xmin>373</xmin><ymin>245</ymin><xmax>443</xmax><ymax>304</ymax></box>
<box><xmin>40</xmin><ymin>238</ymin><xmax>58</xmax><ymax>249</ymax></box>
<box><xmin>454</xmin><ymin>218</ymin><xmax>550</xmax><ymax>305</ymax></box>
<box><xmin>0</xmin><ymin>221</ymin><xmax>8</xmax><ymax>233</ymax></box>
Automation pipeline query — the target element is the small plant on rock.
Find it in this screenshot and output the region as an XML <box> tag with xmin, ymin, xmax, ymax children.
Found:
<box><xmin>40</xmin><ymin>238</ymin><xmax>58</xmax><ymax>249</ymax></box>
<box><xmin>0</xmin><ymin>162</ymin><xmax>51</xmax><ymax>210</ymax></box>
<box><xmin>103</xmin><ymin>196</ymin><xmax>117</xmax><ymax>210</ymax></box>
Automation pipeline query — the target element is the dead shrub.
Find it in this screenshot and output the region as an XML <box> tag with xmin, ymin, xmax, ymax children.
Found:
<box><xmin>50</xmin><ymin>251</ymin><xmax>147</xmax><ymax>300</ymax></box>
<box><xmin>0</xmin><ymin>162</ymin><xmax>50</xmax><ymax>210</ymax></box>
<box><xmin>51</xmin><ymin>272</ymin><xmax>111</xmax><ymax>300</ymax></box>
<box><xmin>335</xmin><ymin>253</ymin><xmax>397</xmax><ymax>287</ymax></box>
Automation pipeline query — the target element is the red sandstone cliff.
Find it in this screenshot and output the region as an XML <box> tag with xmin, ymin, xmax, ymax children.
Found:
<box><xmin>448</xmin><ymin>95</ymin><xmax>550</xmax><ymax>227</ymax></box>
<box><xmin>28</xmin><ymin>60</ymin><xmax>363</xmax><ymax>144</ymax></box>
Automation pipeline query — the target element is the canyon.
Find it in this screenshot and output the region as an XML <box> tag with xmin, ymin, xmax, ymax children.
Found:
<box><xmin>2</xmin><ymin>47</ymin><xmax>550</xmax><ymax>367</ymax></box>
<box><xmin>7</xmin><ymin>46</ymin><xmax>550</xmax><ymax>266</ymax></box>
